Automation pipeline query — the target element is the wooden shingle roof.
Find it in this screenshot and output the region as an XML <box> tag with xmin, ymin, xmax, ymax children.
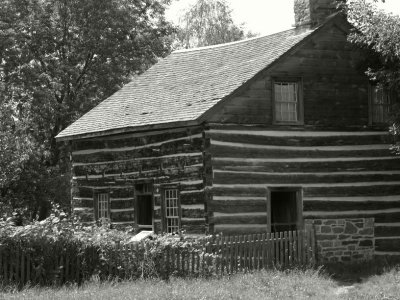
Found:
<box><xmin>57</xmin><ymin>27</ymin><xmax>317</xmax><ymax>141</ymax></box>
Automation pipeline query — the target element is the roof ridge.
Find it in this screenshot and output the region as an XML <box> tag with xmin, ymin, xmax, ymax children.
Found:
<box><xmin>172</xmin><ymin>27</ymin><xmax>296</xmax><ymax>54</ymax></box>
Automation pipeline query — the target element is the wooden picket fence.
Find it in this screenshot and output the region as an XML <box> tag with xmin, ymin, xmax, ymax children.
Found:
<box><xmin>0</xmin><ymin>229</ymin><xmax>316</xmax><ymax>286</ymax></box>
<box><xmin>161</xmin><ymin>229</ymin><xmax>317</xmax><ymax>277</ymax></box>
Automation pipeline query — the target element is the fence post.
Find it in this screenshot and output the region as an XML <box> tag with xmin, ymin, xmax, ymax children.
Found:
<box><xmin>297</xmin><ymin>230</ymin><xmax>303</xmax><ymax>265</ymax></box>
<box><xmin>288</xmin><ymin>231</ymin><xmax>293</xmax><ymax>266</ymax></box>
<box><xmin>310</xmin><ymin>228</ymin><xmax>317</xmax><ymax>265</ymax></box>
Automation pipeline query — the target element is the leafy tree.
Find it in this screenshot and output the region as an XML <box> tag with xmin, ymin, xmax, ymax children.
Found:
<box><xmin>175</xmin><ymin>0</ymin><xmax>256</xmax><ymax>49</ymax></box>
<box><xmin>0</xmin><ymin>0</ymin><xmax>174</xmax><ymax>165</ymax></box>
<box><xmin>343</xmin><ymin>0</ymin><xmax>400</xmax><ymax>151</ymax></box>
<box><xmin>344</xmin><ymin>0</ymin><xmax>400</xmax><ymax>91</ymax></box>
<box><xmin>0</xmin><ymin>0</ymin><xmax>174</xmax><ymax>218</ymax></box>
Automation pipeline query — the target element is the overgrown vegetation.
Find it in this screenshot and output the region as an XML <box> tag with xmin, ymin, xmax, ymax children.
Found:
<box><xmin>2</xmin><ymin>267</ymin><xmax>400</xmax><ymax>300</ymax></box>
<box><xmin>0</xmin><ymin>210</ymin><xmax>223</xmax><ymax>286</ymax></box>
<box><xmin>0</xmin><ymin>269</ymin><xmax>337</xmax><ymax>300</ymax></box>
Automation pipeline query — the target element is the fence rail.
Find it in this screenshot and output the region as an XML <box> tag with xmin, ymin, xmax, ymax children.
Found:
<box><xmin>0</xmin><ymin>229</ymin><xmax>316</xmax><ymax>286</ymax></box>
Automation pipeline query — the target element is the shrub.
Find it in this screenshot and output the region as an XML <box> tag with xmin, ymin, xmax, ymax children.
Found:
<box><xmin>0</xmin><ymin>213</ymin><xmax>217</xmax><ymax>286</ymax></box>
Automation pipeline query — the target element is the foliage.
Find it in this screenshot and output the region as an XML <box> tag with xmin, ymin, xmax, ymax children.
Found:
<box><xmin>0</xmin><ymin>101</ymin><xmax>34</xmax><ymax>191</ymax></box>
<box><xmin>344</xmin><ymin>0</ymin><xmax>400</xmax><ymax>92</ymax></box>
<box><xmin>0</xmin><ymin>0</ymin><xmax>175</xmax><ymax>215</ymax></box>
<box><xmin>344</xmin><ymin>1</ymin><xmax>400</xmax><ymax>152</ymax></box>
<box><xmin>174</xmin><ymin>0</ymin><xmax>256</xmax><ymax>49</ymax></box>
<box><xmin>0</xmin><ymin>211</ymin><xmax>218</xmax><ymax>286</ymax></box>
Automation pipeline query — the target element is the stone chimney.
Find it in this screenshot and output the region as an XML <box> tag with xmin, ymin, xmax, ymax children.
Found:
<box><xmin>294</xmin><ymin>0</ymin><xmax>340</xmax><ymax>27</ymax></box>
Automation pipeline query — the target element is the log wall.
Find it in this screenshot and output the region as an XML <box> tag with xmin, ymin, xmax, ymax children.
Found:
<box><xmin>207</xmin><ymin>21</ymin><xmax>369</xmax><ymax>127</ymax></box>
<box><xmin>205</xmin><ymin>124</ymin><xmax>400</xmax><ymax>257</ymax></box>
<box><xmin>70</xmin><ymin>126</ymin><xmax>207</xmax><ymax>234</ymax></box>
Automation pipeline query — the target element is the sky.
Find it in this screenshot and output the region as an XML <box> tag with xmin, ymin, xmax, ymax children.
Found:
<box><xmin>166</xmin><ymin>0</ymin><xmax>400</xmax><ymax>36</ymax></box>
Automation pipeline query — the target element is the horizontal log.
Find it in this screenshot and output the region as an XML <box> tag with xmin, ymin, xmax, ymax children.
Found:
<box><xmin>180</xmin><ymin>190</ymin><xmax>205</xmax><ymax>205</ymax></box>
<box><xmin>110</xmin><ymin>211</ymin><xmax>134</xmax><ymax>222</ymax></box>
<box><xmin>72</xmin><ymin>198</ymin><xmax>93</xmax><ymax>208</ymax></box>
<box><xmin>375</xmin><ymin>226</ymin><xmax>400</xmax><ymax>238</ymax></box>
<box><xmin>73</xmin><ymin>154</ymin><xmax>203</xmax><ymax>176</ymax></box>
<box><xmin>110</xmin><ymin>208</ymin><xmax>134</xmax><ymax>213</ymax></box>
<box><xmin>305</xmin><ymin>184</ymin><xmax>400</xmax><ymax>197</ymax></box>
<box><xmin>182</xmin><ymin>208</ymin><xmax>204</xmax><ymax>219</ymax></box>
<box><xmin>73</xmin><ymin>126</ymin><xmax>204</xmax><ymax>151</ymax></box>
<box><xmin>110</xmin><ymin>200</ymin><xmax>134</xmax><ymax>210</ymax></box>
<box><xmin>209</xmin><ymin>200</ymin><xmax>267</xmax><ymax>213</ymax></box>
<box><xmin>304</xmin><ymin>195</ymin><xmax>400</xmax><ymax>202</ymax></box>
<box><xmin>212</xmin><ymin>157</ymin><xmax>400</xmax><ymax>173</ymax></box>
<box><xmin>212</xmin><ymin>186</ymin><xmax>267</xmax><ymax>197</ymax></box>
<box><xmin>375</xmin><ymin>238</ymin><xmax>400</xmax><ymax>252</ymax></box>
<box><xmin>213</xmin><ymin>170</ymin><xmax>400</xmax><ymax>185</ymax></box>
<box><xmin>214</xmin><ymin>224</ymin><xmax>268</xmax><ymax>235</ymax></box>
<box><xmin>74</xmin><ymin>165</ymin><xmax>203</xmax><ymax>181</ymax></box>
<box><xmin>208</xmin><ymin>123</ymin><xmax>380</xmax><ymax>132</ymax></box>
<box><xmin>181</xmin><ymin>218</ymin><xmax>205</xmax><ymax>226</ymax></box>
<box><xmin>76</xmin><ymin>179</ymin><xmax>131</xmax><ymax>188</ymax></box>
<box><xmin>304</xmin><ymin>200</ymin><xmax>400</xmax><ymax>212</ymax></box>
<box><xmin>210</xmin><ymin>213</ymin><xmax>268</xmax><ymax>225</ymax></box>
<box><xmin>209</xmin><ymin>143</ymin><xmax>392</xmax><ymax>159</ymax></box>
<box><xmin>206</xmin><ymin>131</ymin><xmax>389</xmax><ymax>147</ymax></box>
<box><xmin>153</xmin><ymin>208</ymin><xmax>204</xmax><ymax>219</ymax></box>
<box><xmin>180</xmin><ymin>180</ymin><xmax>204</xmax><ymax>192</ymax></box>
<box><xmin>304</xmin><ymin>211</ymin><xmax>400</xmax><ymax>223</ymax></box>
<box><xmin>73</xmin><ymin>137</ymin><xmax>204</xmax><ymax>164</ymax></box>
<box><xmin>181</xmin><ymin>223</ymin><xmax>206</xmax><ymax>234</ymax></box>
<box><xmin>374</xmin><ymin>251</ymin><xmax>400</xmax><ymax>256</ymax></box>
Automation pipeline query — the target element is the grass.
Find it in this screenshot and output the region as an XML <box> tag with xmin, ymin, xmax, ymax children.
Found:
<box><xmin>1</xmin><ymin>267</ymin><xmax>400</xmax><ymax>300</ymax></box>
<box><xmin>345</xmin><ymin>267</ymin><xmax>400</xmax><ymax>300</ymax></box>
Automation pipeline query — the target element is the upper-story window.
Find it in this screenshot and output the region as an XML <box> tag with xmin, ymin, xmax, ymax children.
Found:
<box><xmin>273</xmin><ymin>79</ymin><xmax>303</xmax><ymax>124</ymax></box>
<box><xmin>370</xmin><ymin>86</ymin><xmax>392</xmax><ymax>124</ymax></box>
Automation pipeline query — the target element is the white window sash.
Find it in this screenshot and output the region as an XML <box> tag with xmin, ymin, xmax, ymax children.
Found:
<box><xmin>164</xmin><ymin>188</ymin><xmax>179</xmax><ymax>233</ymax></box>
<box><xmin>274</xmin><ymin>82</ymin><xmax>298</xmax><ymax>122</ymax></box>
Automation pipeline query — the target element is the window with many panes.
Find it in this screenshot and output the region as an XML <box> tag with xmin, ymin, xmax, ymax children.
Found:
<box><xmin>96</xmin><ymin>193</ymin><xmax>110</xmax><ymax>221</ymax></box>
<box><xmin>164</xmin><ymin>188</ymin><xmax>180</xmax><ymax>233</ymax></box>
<box><xmin>273</xmin><ymin>80</ymin><xmax>302</xmax><ymax>124</ymax></box>
<box><xmin>370</xmin><ymin>86</ymin><xmax>391</xmax><ymax>124</ymax></box>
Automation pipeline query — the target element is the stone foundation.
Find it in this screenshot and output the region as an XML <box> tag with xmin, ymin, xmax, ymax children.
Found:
<box><xmin>305</xmin><ymin>218</ymin><xmax>374</xmax><ymax>263</ymax></box>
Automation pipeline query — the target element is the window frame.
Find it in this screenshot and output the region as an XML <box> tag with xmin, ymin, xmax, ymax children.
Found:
<box><xmin>369</xmin><ymin>84</ymin><xmax>393</xmax><ymax>125</ymax></box>
<box><xmin>161</xmin><ymin>184</ymin><xmax>181</xmax><ymax>233</ymax></box>
<box><xmin>94</xmin><ymin>191</ymin><xmax>111</xmax><ymax>222</ymax></box>
<box><xmin>272</xmin><ymin>77</ymin><xmax>304</xmax><ymax>125</ymax></box>
<box><xmin>266</xmin><ymin>187</ymin><xmax>303</xmax><ymax>233</ymax></box>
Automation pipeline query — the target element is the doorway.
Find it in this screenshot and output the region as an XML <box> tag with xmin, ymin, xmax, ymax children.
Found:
<box><xmin>135</xmin><ymin>183</ymin><xmax>153</xmax><ymax>231</ymax></box>
<box><xmin>268</xmin><ymin>189</ymin><xmax>302</xmax><ymax>233</ymax></box>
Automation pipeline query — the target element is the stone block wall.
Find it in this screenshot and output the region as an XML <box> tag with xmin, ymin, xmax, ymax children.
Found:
<box><xmin>305</xmin><ymin>218</ymin><xmax>374</xmax><ymax>263</ymax></box>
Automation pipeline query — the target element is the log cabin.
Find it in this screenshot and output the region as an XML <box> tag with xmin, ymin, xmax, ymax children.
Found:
<box><xmin>56</xmin><ymin>0</ymin><xmax>400</xmax><ymax>262</ymax></box>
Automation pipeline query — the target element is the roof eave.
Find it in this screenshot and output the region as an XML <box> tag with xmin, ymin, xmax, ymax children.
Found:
<box><xmin>56</xmin><ymin>120</ymin><xmax>201</xmax><ymax>142</ymax></box>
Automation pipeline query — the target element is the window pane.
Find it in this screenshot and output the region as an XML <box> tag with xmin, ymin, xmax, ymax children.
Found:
<box><xmin>274</xmin><ymin>82</ymin><xmax>299</xmax><ymax>122</ymax></box>
<box><xmin>165</xmin><ymin>188</ymin><xmax>179</xmax><ymax>233</ymax></box>
<box><xmin>372</xmin><ymin>86</ymin><xmax>391</xmax><ymax>123</ymax></box>
<box><xmin>98</xmin><ymin>193</ymin><xmax>109</xmax><ymax>220</ymax></box>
